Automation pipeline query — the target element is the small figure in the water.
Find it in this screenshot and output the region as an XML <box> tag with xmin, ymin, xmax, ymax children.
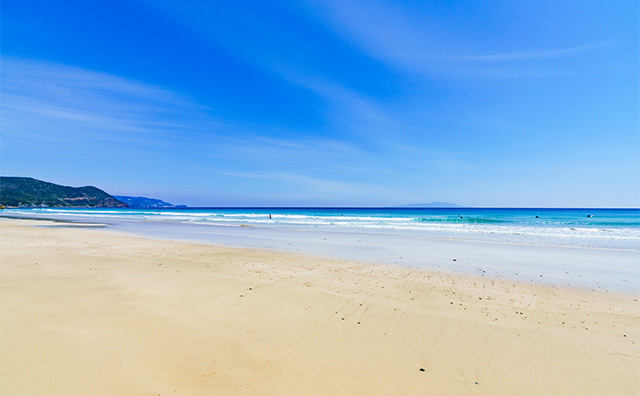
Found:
<box><xmin>587</xmin><ymin>214</ymin><xmax>593</xmax><ymax>218</ymax></box>
<box><xmin>269</xmin><ymin>214</ymin><xmax>272</xmax><ymax>219</ymax></box>
<box><xmin>535</xmin><ymin>215</ymin><xmax>540</xmax><ymax>218</ymax></box>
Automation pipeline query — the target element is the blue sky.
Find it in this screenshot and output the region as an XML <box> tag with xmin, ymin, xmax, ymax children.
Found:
<box><xmin>2</xmin><ymin>0</ymin><xmax>638</xmax><ymax>207</ymax></box>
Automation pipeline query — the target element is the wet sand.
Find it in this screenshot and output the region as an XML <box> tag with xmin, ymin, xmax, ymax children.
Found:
<box><xmin>1</xmin><ymin>219</ymin><xmax>638</xmax><ymax>395</ymax></box>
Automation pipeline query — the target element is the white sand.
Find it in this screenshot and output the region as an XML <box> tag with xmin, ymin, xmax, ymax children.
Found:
<box><xmin>1</xmin><ymin>219</ymin><xmax>638</xmax><ymax>395</ymax></box>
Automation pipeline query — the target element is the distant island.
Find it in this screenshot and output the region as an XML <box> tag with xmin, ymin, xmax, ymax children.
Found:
<box><xmin>113</xmin><ymin>195</ymin><xmax>186</xmax><ymax>209</ymax></box>
<box><xmin>0</xmin><ymin>177</ymin><xmax>127</xmax><ymax>208</ymax></box>
<box><xmin>398</xmin><ymin>202</ymin><xmax>462</xmax><ymax>208</ymax></box>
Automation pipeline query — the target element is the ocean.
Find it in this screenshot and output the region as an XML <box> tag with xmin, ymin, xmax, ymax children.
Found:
<box><xmin>3</xmin><ymin>207</ymin><xmax>638</xmax><ymax>292</ymax></box>
<box><xmin>4</xmin><ymin>207</ymin><xmax>639</xmax><ymax>250</ymax></box>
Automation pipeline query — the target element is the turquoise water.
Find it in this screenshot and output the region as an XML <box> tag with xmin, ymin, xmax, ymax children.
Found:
<box><xmin>4</xmin><ymin>207</ymin><xmax>639</xmax><ymax>250</ymax></box>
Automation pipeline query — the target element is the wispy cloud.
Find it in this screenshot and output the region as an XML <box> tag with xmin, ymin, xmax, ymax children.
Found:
<box><xmin>307</xmin><ymin>0</ymin><xmax>611</xmax><ymax>79</ymax></box>
<box><xmin>1</xmin><ymin>57</ymin><xmax>215</xmax><ymax>146</ymax></box>
<box><xmin>212</xmin><ymin>169</ymin><xmax>395</xmax><ymax>203</ymax></box>
<box><xmin>0</xmin><ymin>57</ymin><xmax>367</xmax><ymax>159</ymax></box>
<box><xmin>275</xmin><ymin>69</ymin><xmax>401</xmax><ymax>142</ymax></box>
<box><xmin>437</xmin><ymin>42</ymin><xmax>612</xmax><ymax>62</ymax></box>
<box><xmin>1</xmin><ymin>57</ymin><xmax>412</xmax><ymax>204</ymax></box>
<box><xmin>145</xmin><ymin>1</ymin><xmax>408</xmax><ymax>145</ymax></box>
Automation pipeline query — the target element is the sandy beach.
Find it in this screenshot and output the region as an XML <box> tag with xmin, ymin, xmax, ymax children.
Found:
<box><xmin>1</xmin><ymin>219</ymin><xmax>638</xmax><ymax>395</ymax></box>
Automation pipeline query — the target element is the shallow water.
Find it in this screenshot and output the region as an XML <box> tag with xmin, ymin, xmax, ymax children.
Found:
<box><xmin>5</xmin><ymin>207</ymin><xmax>639</xmax><ymax>249</ymax></box>
<box><xmin>3</xmin><ymin>207</ymin><xmax>639</xmax><ymax>292</ymax></box>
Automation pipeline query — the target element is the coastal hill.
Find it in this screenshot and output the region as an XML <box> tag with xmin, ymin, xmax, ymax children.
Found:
<box><xmin>113</xmin><ymin>195</ymin><xmax>186</xmax><ymax>209</ymax></box>
<box><xmin>0</xmin><ymin>177</ymin><xmax>128</xmax><ymax>208</ymax></box>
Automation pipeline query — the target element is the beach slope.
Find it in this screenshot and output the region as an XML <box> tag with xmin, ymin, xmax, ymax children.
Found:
<box><xmin>1</xmin><ymin>219</ymin><xmax>638</xmax><ymax>395</ymax></box>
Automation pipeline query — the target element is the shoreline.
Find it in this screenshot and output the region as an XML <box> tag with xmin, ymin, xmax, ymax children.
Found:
<box><xmin>1</xmin><ymin>219</ymin><xmax>639</xmax><ymax>395</ymax></box>
<box><xmin>76</xmin><ymin>218</ymin><xmax>640</xmax><ymax>293</ymax></box>
<box><xmin>7</xmin><ymin>213</ymin><xmax>638</xmax><ymax>251</ymax></box>
<box><xmin>3</xmin><ymin>215</ymin><xmax>639</xmax><ymax>293</ymax></box>
<box><xmin>3</xmin><ymin>207</ymin><xmax>639</xmax><ymax>251</ymax></box>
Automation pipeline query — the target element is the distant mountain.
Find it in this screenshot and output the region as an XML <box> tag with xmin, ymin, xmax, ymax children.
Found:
<box><xmin>113</xmin><ymin>195</ymin><xmax>184</xmax><ymax>209</ymax></box>
<box><xmin>398</xmin><ymin>202</ymin><xmax>462</xmax><ymax>208</ymax></box>
<box><xmin>0</xmin><ymin>177</ymin><xmax>127</xmax><ymax>208</ymax></box>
